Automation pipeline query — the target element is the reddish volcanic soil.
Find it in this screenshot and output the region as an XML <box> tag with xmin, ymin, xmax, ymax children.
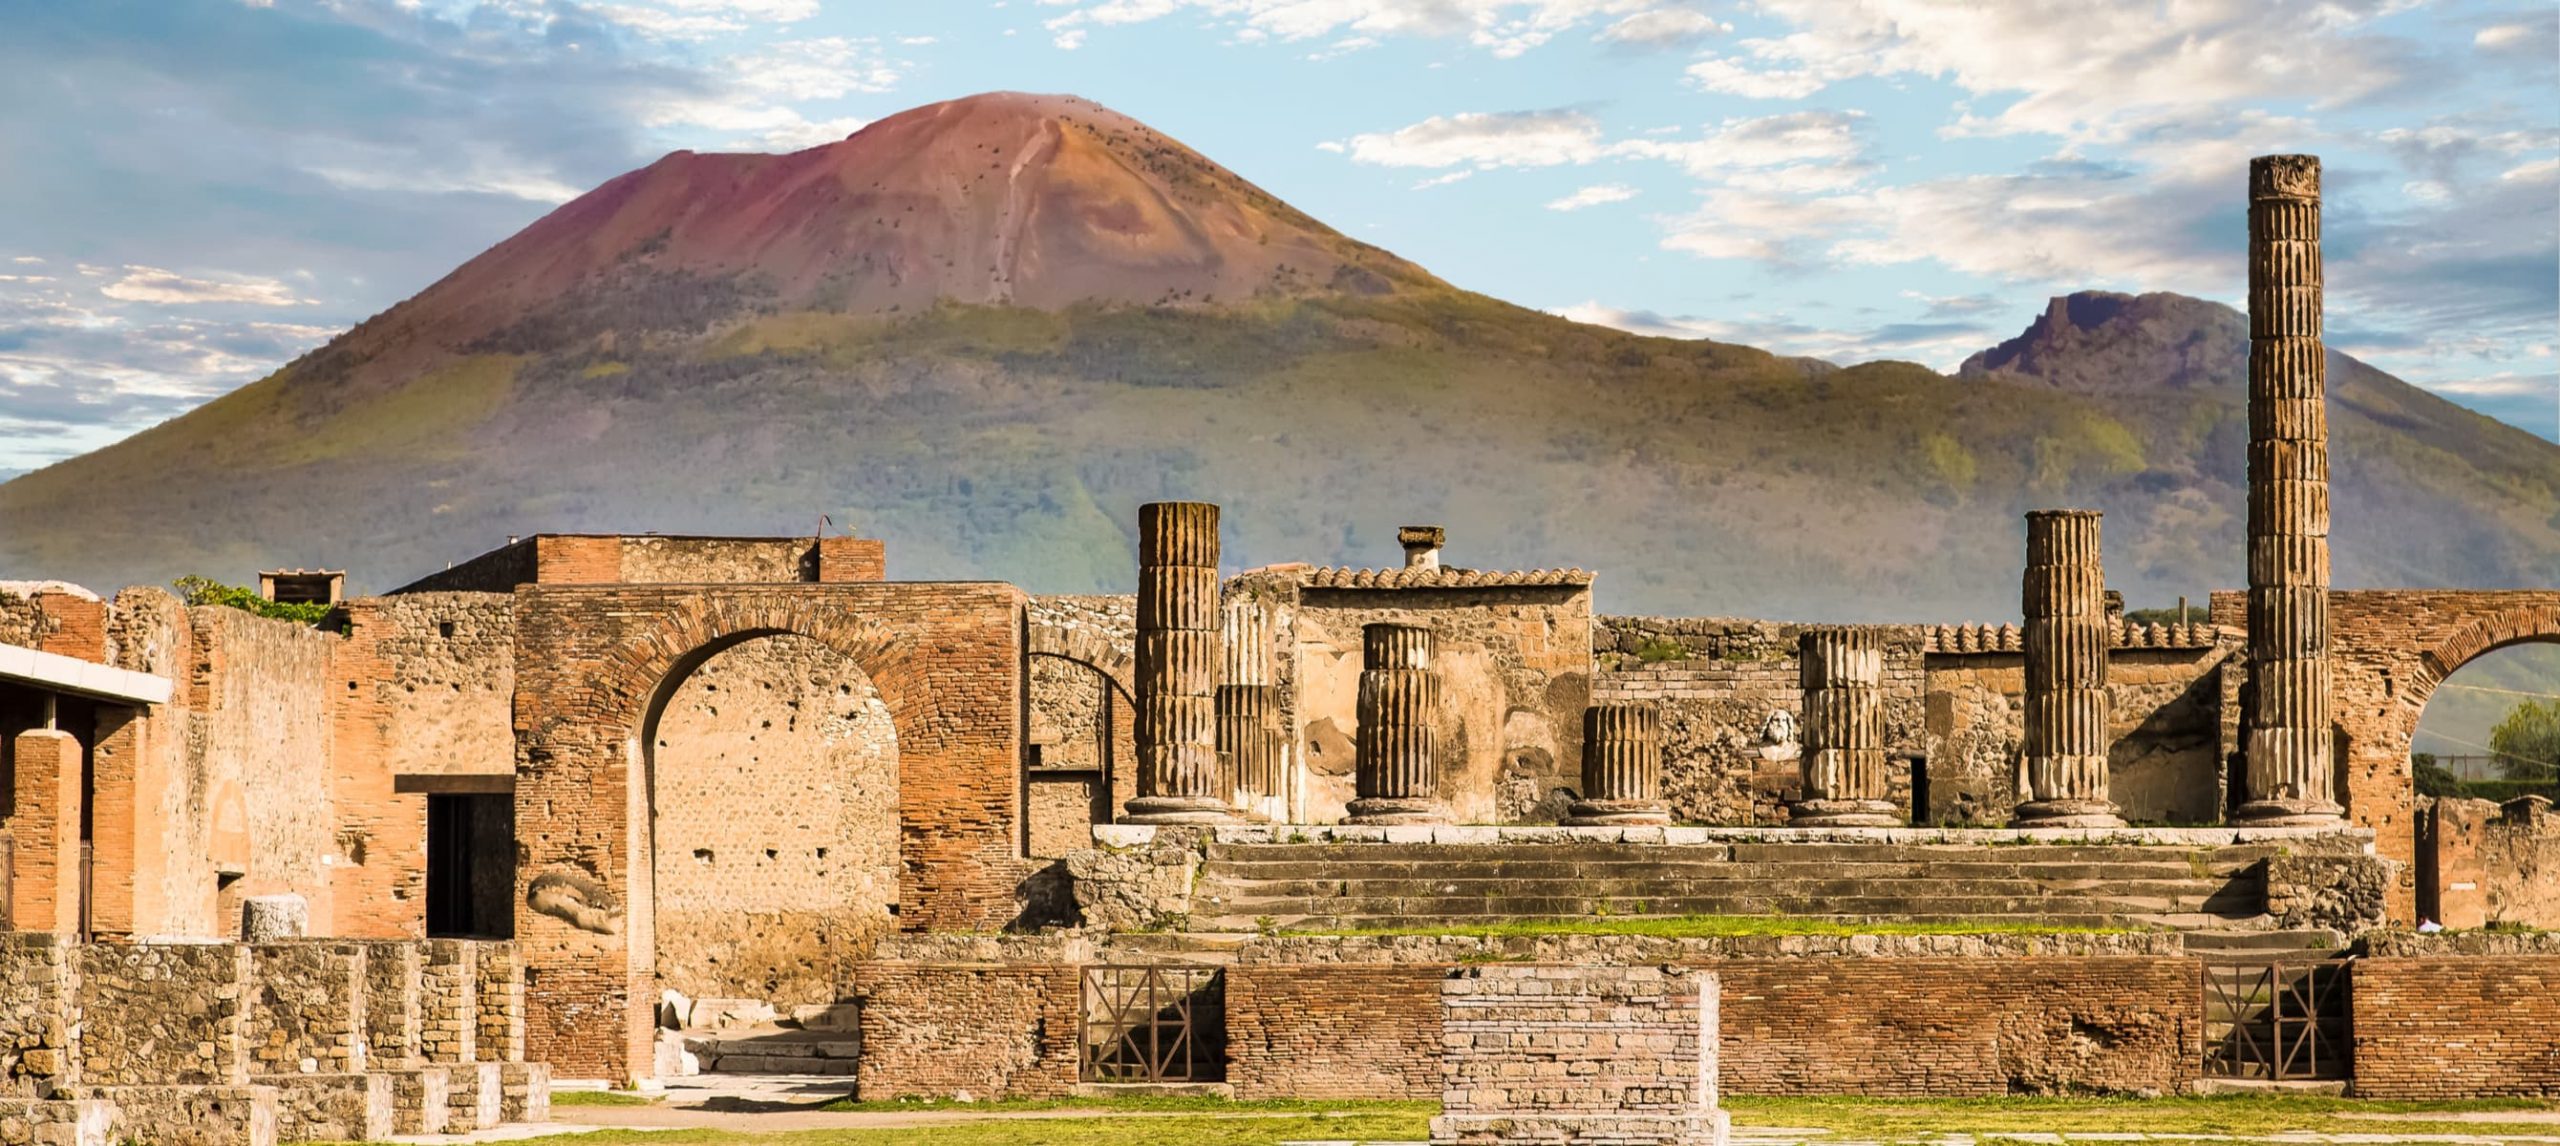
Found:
<box><xmin>328</xmin><ymin>91</ymin><xmax>1435</xmax><ymax>385</ymax></box>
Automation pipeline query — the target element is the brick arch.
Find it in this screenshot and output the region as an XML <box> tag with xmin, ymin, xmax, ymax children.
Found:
<box><xmin>1026</xmin><ymin>621</ymin><xmax>1135</xmax><ymax>702</ymax></box>
<box><xmin>511</xmin><ymin>583</ymin><xmax>1026</xmax><ymax>1083</ymax></box>
<box><xmin>2417</xmin><ymin>603</ymin><xmax>2560</xmax><ymax>692</ymax></box>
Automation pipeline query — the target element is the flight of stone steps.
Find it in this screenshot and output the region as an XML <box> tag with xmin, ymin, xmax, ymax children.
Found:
<box><xmin>1189</xmin><ymin>839</ymin><xmax>2289</xmax><ymax>933</ymax></box>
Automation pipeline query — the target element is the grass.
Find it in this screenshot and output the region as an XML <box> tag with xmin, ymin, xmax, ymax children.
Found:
<box><xmin>1286</xmin><ymin>915</ymin><xmax>2135</xmax><ymax>939</ymax></box>
<box><xmin>550</xmin><ymin>1088</ymin><xmax>660</xmax><ymax>1106</ymax></box>
<box><xmin>326</xmin><ymin>1092</ymin><xmax>2560</xmax><ymax>1145</ymax></box>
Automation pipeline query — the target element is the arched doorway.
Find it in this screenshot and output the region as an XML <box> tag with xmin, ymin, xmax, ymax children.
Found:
<box><xmin>1026</xmin><ymin>653</ymin><xmax>1132</xmax><ymax>857</ymax></box>
<box><xmin>2409</xmin><ymin>639</ymin><xmax>2560</xmax><ymax>929</ymax></box>
<box><xmin>645</xmin><ymin>633</ymin><xmax>899</xmax><ymax>1009</ymax></box>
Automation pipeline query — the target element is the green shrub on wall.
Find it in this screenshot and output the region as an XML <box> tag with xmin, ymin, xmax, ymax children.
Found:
<box><xmin>172</xmin><ymin>576</ymin><xmax>334</xmax><ymax>625</ymax></box>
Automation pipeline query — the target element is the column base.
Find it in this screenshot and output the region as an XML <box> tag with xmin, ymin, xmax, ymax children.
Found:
<box><xmin>2231</xmin><ymin>797</ymin><xmax>2346</xmax><ymax>827</ymax></box>
<box><xmin>1561</xmin><ymin>799</ymin><xmax>1672</xmax><ymax>826</ymax></box>
<box><xmin>1786</xmin><ymin>799</ymin><xmax>1901</xmax><ymax>828</ymax></box>
<box><xmin>2011</xmin><ymin>799</ymin><xmax>2126</xmax><ymax>829</ymax></box>
<box><xmin>1345</xmin><ymin>797</ymin><xmax>1449</xmax><ymax>826</ymax></box>
<box><xmin>1121</xmin><ymin>796</ymin><xmax>1236</xmax><ymax>825</ymax></box>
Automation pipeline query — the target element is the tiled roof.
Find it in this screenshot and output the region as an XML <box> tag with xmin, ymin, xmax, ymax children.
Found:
<box><xmin>1921</xmin><ymin>621</ymin><xmax>2227</xmax><ymax>653</ymax></box>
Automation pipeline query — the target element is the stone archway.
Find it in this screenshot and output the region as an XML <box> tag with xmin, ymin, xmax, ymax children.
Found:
<box><xmin>510</xmin><ymin>583</ymin><xmax>1027</xmax><ymax>1082</ymax></box>
<box><xmin>644</xmin><ymin>633</ymin><xmax>899</xmax><ymax>1011</ymax></box>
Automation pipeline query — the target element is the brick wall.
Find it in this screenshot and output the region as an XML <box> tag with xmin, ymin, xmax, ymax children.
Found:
<box><xmin>851</xmin><ymin>964</ymin><xmax>1079</xmax><ymax>1101</ymax></box>
<box><xmin>2352</xmin><ymin>957</ymin><xmax>2560</xmax><ymax>1098</ymax></box>
<box><xmin>509</xmin><ymin>582</ymin><xmax>1028</xmax><ymax>1081</ymax></box>
<box><xmin>472</xmin><ymin>942</ymin><xmax>526</xmax><ymax>1064</ymax></box>
<box><xmin>1227</xmin><ymin>964</ymin><xmax>1442</xmax><ymax>1100</ymax></box>
<box><xmin>420</xmin><ymin>940</ymin><xmax>477</xmax><ymax>1066</ymax></box>
<box><xmin>1212</xmin><ymin>952</ymin><xmax>2197</xmax><ymax>1099</ymax></box>
<box><xmin>818</xmin><ymin>537</ymin><xmax>888</xmax><ymax>583</ymax></box>
<box><xmin>2423</xmin><ymin>797</ymin><xmax>2560</xmax><ymax>929</ymax></box>
<box><xmin>1436</xmin><ymin>965</ymin><xmax>1713</xmax><ymax>1125</ymax></box>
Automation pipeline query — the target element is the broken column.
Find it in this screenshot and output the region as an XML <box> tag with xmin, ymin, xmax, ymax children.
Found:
<box><xmin>1564</xmin><ymin>703</ymin><xmax>1671</xmax><ymax>826</ymax></box>
<box><xmin>1125</xmin><ymin>501</ymin><xmax>1233</xmax><ymax>824</ymax></box>
<box><xmin>2014</xmin><ymin>509</ymin><xmax>2125</xmax><ymax>828</ymax></box>
<box><xmin>1347</xmin><ymin>622</ymin><xmax>1448</xmax><ymax>825</ymax></box>
<box><xmin>1400</xmin><ymin>525</ymin><xmax>1445</xmax><ymax>570</ymax></box>
<box><xmin>1218</xmin><ymin>601</ymin><xmax>1284</xmax><ymax>821</ymax></box>
<box><xmin>1789</xmin><ymin>628</ymin><xmax>1900</xmax><ymax>827</ymax></box>
<box><xmin>2240</xmin><ymin>153</ymin><xmax>2345</xmax><ymax>826</ymax></box>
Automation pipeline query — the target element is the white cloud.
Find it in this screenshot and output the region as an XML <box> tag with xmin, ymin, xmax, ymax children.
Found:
<box><xmin>11</xmin><ymin>257</ymin><xmax>42</xmax><ymax>265</ymax></box>
<box><xmin>1682</xmin><ymin>0</ymin><xmax>2426</xmax><ymax>144</ymax></box>
<box><xmin>97</xmin><ymin>267</ymin><xmax>308</xmax><ymax>307</ymax></box>
<box><xmin>1036</xmin><ymin>0</ymin><xmax>1659</xmax><ymax>56</ymax></box>
<box><xmin>642</xmin><ymin>37</ymin><xmax>910</xmax><ymax>148</ymax></box>
<box><xmin>1054</xmin><ymin>28</ymin><xmax>1088</xmax><ymax>48</ymax></box>
<box><xmin>1342</xmin><ymin>109</ymin><xmax>1610</xmax><ymax>169</ymax></box>
<box><xmin>597</xmin><ymin>0</ymin><xmax>821</xmax><ymax>40</ymax></box>
<box><xmin>1613</xmin><ymin>111</ymin><xmax>1865</xmax><ymax>178</ymax></box>
<box><xmin>1413</xmin><ymin>170</ymin><xmax>1475</xmax><ymax>189</ymax></box>
<box><xmin>1548</xmin><ymin>183</ymin><xmax>1639</xmax><ymax>210</ymax></box>
<box><xmin>736</xmin><ymin>37</ymin><xmax>907</xmax><ymax>100</ymax></box>
<box><xmin>1596</xmin><ymin>7</ymin><xmax>1723</xmax><ymax>48</ymax></box>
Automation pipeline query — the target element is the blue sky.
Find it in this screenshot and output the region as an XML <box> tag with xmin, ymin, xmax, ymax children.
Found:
<box><xmin>1</xmin><ymin>0</ymin><xmax>2554</xmax><ymax>476</ymax></box>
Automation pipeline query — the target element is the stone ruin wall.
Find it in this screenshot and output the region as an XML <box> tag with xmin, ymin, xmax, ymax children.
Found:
<box><xmin>1282</xmin><ymin>585</ymin><xmax>1593</xmax><ymax>825</ymax></box>
<box><xmin>1594</xmin><ymin>618</ymin><xmax>1923</xmax><ymax>825</ymax></box>
<box><xmin>2424</xmin><ymin>796</ymin><xmax>2560</xmax><ymax>930</ymax></box>
<box><xmin>1025</xmin><ymin>595</ymin><xmax>1136</xmax><ymax>857</ymax></box>
<box><xmin>649</xmin><ymin>632</ymin><xmax>898</xmax><ymax>1009</ymax></box>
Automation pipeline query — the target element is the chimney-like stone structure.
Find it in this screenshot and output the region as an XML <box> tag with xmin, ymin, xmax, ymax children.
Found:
<box><xmin>2014</xmin><ymin>510</ymin><xmax>2125</xmax><ymax>828</ymax></box>
<box><xmin>1125</xmin><ymin>501</ymin><xmax>1232</xmax><ymax>824</ymax></box>
<box><xmin>1218</xmin><ymin>601</ymin><xmax>1284</xmax><ymax>821</ymax></box>
<box><xmin>2239</xmin><ymin>154</ymin><xmax>2345</xmax><ymax>826</ymax></box>
<box><xmin>1399</xmin><ymin>525</ymin><xmax>1445</xmax><ymax>570</ymax></box>
<box><xmin>1347</xmin><ymin>622</ymin><xmax>1448</xmax><ymax>824</ymax></box>
<box><xmin>1563</xmin><ymin>703</ymin><xmax>1671</xmax><ymax>826</ymax></box>
<box><xmin>1790</xmin><ymin>628</ymin><xmax>1900</xmax><ymax>827</ymax></box>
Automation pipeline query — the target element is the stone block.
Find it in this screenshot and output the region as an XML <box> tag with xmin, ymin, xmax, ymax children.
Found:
<box><xmin>498</xmin><ymin>1061</ymin><xmax>551</xmax><ymax>1124</ymax></box>
<box><xmin>68</xmin><ymin>1085</ymin><xmax>277</xmax><ymax>1146</ymax></box>
<box><xmin>0</xmin><ymin>1098</ymin><xmax>113</xmax><ymax>1146</ymax></box>
<box><xmin>382</xmin><ymin>1066</ymin><xmax>450</xmax><ymax>1135</ymax></box>
<box><xmin>267</xmin><ymin>1072</ymin><xmax>390</xmax><ymax>1143</ymax></box>
<box><xmin>1091</xmin><ymin>824</ymin><xmax>1159</xmax><ymax>849</ymax></box>
<box><xmin>240</xmin><ymin>896</ymin><xmax>309</xmax><ymax>943</ymax></box>
<box><xmin>450</xmin><ymin>1061</ymin><xmax>502</xmax><ymax>1130</ymax></box>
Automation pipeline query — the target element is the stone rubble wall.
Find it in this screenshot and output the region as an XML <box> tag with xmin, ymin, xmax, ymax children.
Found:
<box><xmin>247</xmin><ymin>943</ymin><xmax>366</xmax><ymax>1075</ymax></box>
<box><xmin>2422</xmin><ymin>796</ymin><xmax>2560</xmax><ymax>930</ymax></box>
<box><xmin>0</xmin><ymin>935</ymin><xmax>75</xmax><ymax>1096</ymax></box>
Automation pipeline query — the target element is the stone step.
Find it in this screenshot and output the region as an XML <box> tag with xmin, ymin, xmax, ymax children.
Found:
<box><xmin>1197</xmin><ymin>875</ymin><xmax>2245</xmax><ymax>902</ymax></box>
<box><xmin>1199</xmin><ymin>858</ymin><xmax>2256</xmax><ymax>884</ymax></box>
<box><xmin>684</xmin><ymin>1030</ymin><xmax>862</xmax><ymax>1076</ymax></box>
<box><xmin>1198</xmin><ymin>892</ymin><xmax>2263</xmax><ymax>920</ymax></box>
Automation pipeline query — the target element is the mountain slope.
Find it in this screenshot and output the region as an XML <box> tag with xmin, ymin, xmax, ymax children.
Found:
<box><xmin>1</xmin><ymin>95</ymin><xmax>2553</xmax><ymax>618</ymax></box>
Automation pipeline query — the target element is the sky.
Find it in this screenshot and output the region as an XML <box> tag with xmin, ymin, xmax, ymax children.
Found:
<box><xmin>0</xmin><ymin>0</ymin><xmax>2555</xmax><ymax>478</ymax></box>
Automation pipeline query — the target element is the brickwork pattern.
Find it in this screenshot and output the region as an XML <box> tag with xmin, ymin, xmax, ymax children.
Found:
<box><xmin>420</xmin><ymin>940</ymin><xmax>478</xmax><ymax>1066</ymax></box>
<box><xmin>1431</xmin><ymin>965</ymin><xmax>1724</xmax><ymax>1146</ymax></box>
<box><xmin>851</xmin><ymin>964</ymin><xmax>1079</xmax><ymax>1101</ymax></box>
<box><xmin>472</xmin><ymin>942</ymin><xmax>526</xmax><ymax>1064</ymax></box>
<box><xmin>359</xmin><ymin>941</ymin><xmax>423</xmax><ymax>1067</ymax></box>
<box><xmin>1226</xmin><ymin>964</ymin><xmax>1443</xmax><ymax>1100</ymax></box>
<box><xmin>509</xmin><ymin>582</ymin><xmax>1028</xmax><ymax>1080</ymax></box>
<box><xmin>2352</xmin><ymin>957</ymin><xmax>2560</xmax><ymax>1098</ymax></box>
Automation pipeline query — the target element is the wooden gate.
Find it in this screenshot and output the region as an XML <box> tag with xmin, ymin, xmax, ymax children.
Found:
<box><xmin>1080</xmin><ymin>965</ymin><xmax>1224</xmax><ymax>1083</ymax></box>
<box><xmin>2202</xmin><ymin>958</ymin><xmax>2351</xmax><ymax>1080</ymax></box>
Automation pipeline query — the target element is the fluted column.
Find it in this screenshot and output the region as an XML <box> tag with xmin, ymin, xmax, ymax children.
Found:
<box><xmin>1347</xmin><ymin>622</ymin><xmax>1448</xmax><ymax>825</ymax></box>
<box><xmin>2240</xmin><ymin>154</ymin><xmax>2345</xmax><ymax>826</ymax></box>
<box><xmin>1125</xmin><ymin>501</ymin><xmax>1232</xmax><ymax>824</ymax></box>
<box><xmin>1790</xmin><ymin>628</ymin><xmax>1900</xmax><ymax>827</ymax></box>
<box><xmin>2015</xmin><ymin>509</ymin><xmax>2125</xmax><ymax>827</ymax></box>
<box><xmin>1563</xmin><ymin>703</ymin><xmax>1670</xmax><ymax>826</ymax></box>
<box><xmin>1218</xmin><ymin>601</ymin><xmax>1284</xmax><ymax>821</ymax></box>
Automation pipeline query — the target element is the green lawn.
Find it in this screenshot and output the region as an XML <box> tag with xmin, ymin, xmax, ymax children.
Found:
<box><xmin>458</xmin><ymin>1092</ymin><xmax>2560</xmax><ymax>1144</ymax></box>
<box><xmin>1286</xmin><ymin>915</ymin><xmax>2135</xmax><ymax>939</ymax></box>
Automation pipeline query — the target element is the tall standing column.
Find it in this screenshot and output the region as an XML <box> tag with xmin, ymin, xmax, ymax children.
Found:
<box><xmin>1218</xmin><ymin>601</ymin><xmax>1284</xmax><ymax>821</ymax></box>
<box><xmin>2240</xmin><ymin>154</ymin><xmax>2345</xmax><ymax>826</ymax></box>
<box><xmin>1564</xmin><ymin>703</ymin><xmax>1670</xmax><ymax>826</ymax></box>
<box><xmin>1347</xmin><ymin>622</ymin><xmax>1448</xmax><ymax>825</ymax></box>
<box><xmin>1790</xmin><ymin>628</ymin><xmax>1900</xmax><ymax>827</ymax></box>
<box><xmin>2014</xmin><ymin>509</ymin><xmax>2125</xmax><ymax>828</ymax></box>
<box><xmin>1125</xmin><ymin>501</ymin><xmax>1232</xmax><ymax>824</ymax></box>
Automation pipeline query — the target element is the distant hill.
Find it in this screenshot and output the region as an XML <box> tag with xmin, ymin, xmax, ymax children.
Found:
<box><xmin>1</xmin><ymin>92</ymin><xmax>2554</xmax><ymax>618</ymax></box>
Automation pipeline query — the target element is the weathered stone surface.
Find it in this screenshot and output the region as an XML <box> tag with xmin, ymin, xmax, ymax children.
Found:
<box><xmin>75</xmin><ymin>943</ymin><xmax>251</xmax><ymax>1087</ymax></box>
<box><xmin>2016</xmin><ymin>510</ymin><xmax>2122</xmax><ymax>828</ymax></box>
<box><xmin>1566</xmin><ymin>703</ymin><xmax>1669</xmax><ymax>825</ymax></box>
<box><xmin>1062</xmin><ymin>837</ymin><xmax>1200</xmax><ymax>931</ymax></box>
<box><xmin>248</xmin><ymin>942</ymin><xmax>366</xmax><ymax>1076</ymax></box>
<box><xmin>1428</xmin><ymin>965</ymin><xmax>1727</xmax><ymax>1146</ymax></box>
<box><xmin>1791</xmin><ymin>628</ymin><xmax>1898</xmax><ymax>826</ymax></box>
<box><xmin>1128</xmin><ymin>501</ymin><xmax>1230</xmax><ymax>823</ymax></box>
<box><xmin>62</xmin><ymin>1085</ymin><xmax>277</xmax><ymax>1146</ymax></box>
<box><xmin>267</xmin><ymin>1072</ymin><xmax>391</xmax><ymax>1143</ymax></box>
<box><xmin>1350</xmin><ymin>623</ymin><xmax>1449</xmax><ymax>825</ymax></box>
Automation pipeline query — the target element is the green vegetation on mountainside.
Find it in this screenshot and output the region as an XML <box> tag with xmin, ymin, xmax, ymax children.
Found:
<box><xmin>1</xmin><ymin>286</ymin><xmax>2554</xmax><ymax>618</ymax></box>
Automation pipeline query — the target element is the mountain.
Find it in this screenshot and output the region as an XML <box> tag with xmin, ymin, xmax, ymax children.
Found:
<box><xmin>1</xmin><ymin>92</ymin><xmax>2554</xmax><ymax>619</ymax></box>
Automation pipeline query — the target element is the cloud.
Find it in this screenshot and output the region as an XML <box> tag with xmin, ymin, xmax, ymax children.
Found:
<box><xmin>1595</xmin><ymin>7</ymin><xmax>1723</xmax><ymax>48</ymax></box>
<box><xmin>1684</xmin><ymin>0</ymin><xmax>2433</xmax><ymax>144</ymax></box>
<box><xmin>1614</xmin><ymin>110</ymin><xmax>1866</xmax><ymax>177</ymax></box>
<box><xmin>598</xmin><ymin>0</ymin><xmax>821</xmax><ymax>40</ymax></box>
<box><xmin>98</xmin><ymin>267</ymin><xmax>309</xmax><ymax>307</ymax></box>
<box><xmin>1039</xmin><ymin>0</ymin><xmax>1661</xmax><ymax>58</ymax></box>
<box><xmin>1342</xmin><ymin>109</ymin><xmax>1611</xmax><ymax>169</ymax></box>
<box><xmin>1413</xmin><ymin>170</ymin><xmax>1475</xmax><ymax>190</ymax></box>
<box><xmin>1548</xmin><ymin>184</ymin><xmax>1639</xmax><ymax>210</ymax></box>
<box><xmin>1552</xmin><ymin>299</ymin><xmax>1994</xmax><ymax>368</ymax></box>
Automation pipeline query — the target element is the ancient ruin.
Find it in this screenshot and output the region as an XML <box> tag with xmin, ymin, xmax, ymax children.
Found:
<box><xmin>0</xmin><ymin>152</ymin><xmax>2551</xmax><ymax>1127</ymax></box>
<box><xmin>2015</xmin><ymin>510</ymin><xmax>2124</xmax><ymax>828</ymax></box>
<box><xmin>2240</xmin><ymin>153</ymin><xmax>2346</xmax><ymax>827</ymax></box>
